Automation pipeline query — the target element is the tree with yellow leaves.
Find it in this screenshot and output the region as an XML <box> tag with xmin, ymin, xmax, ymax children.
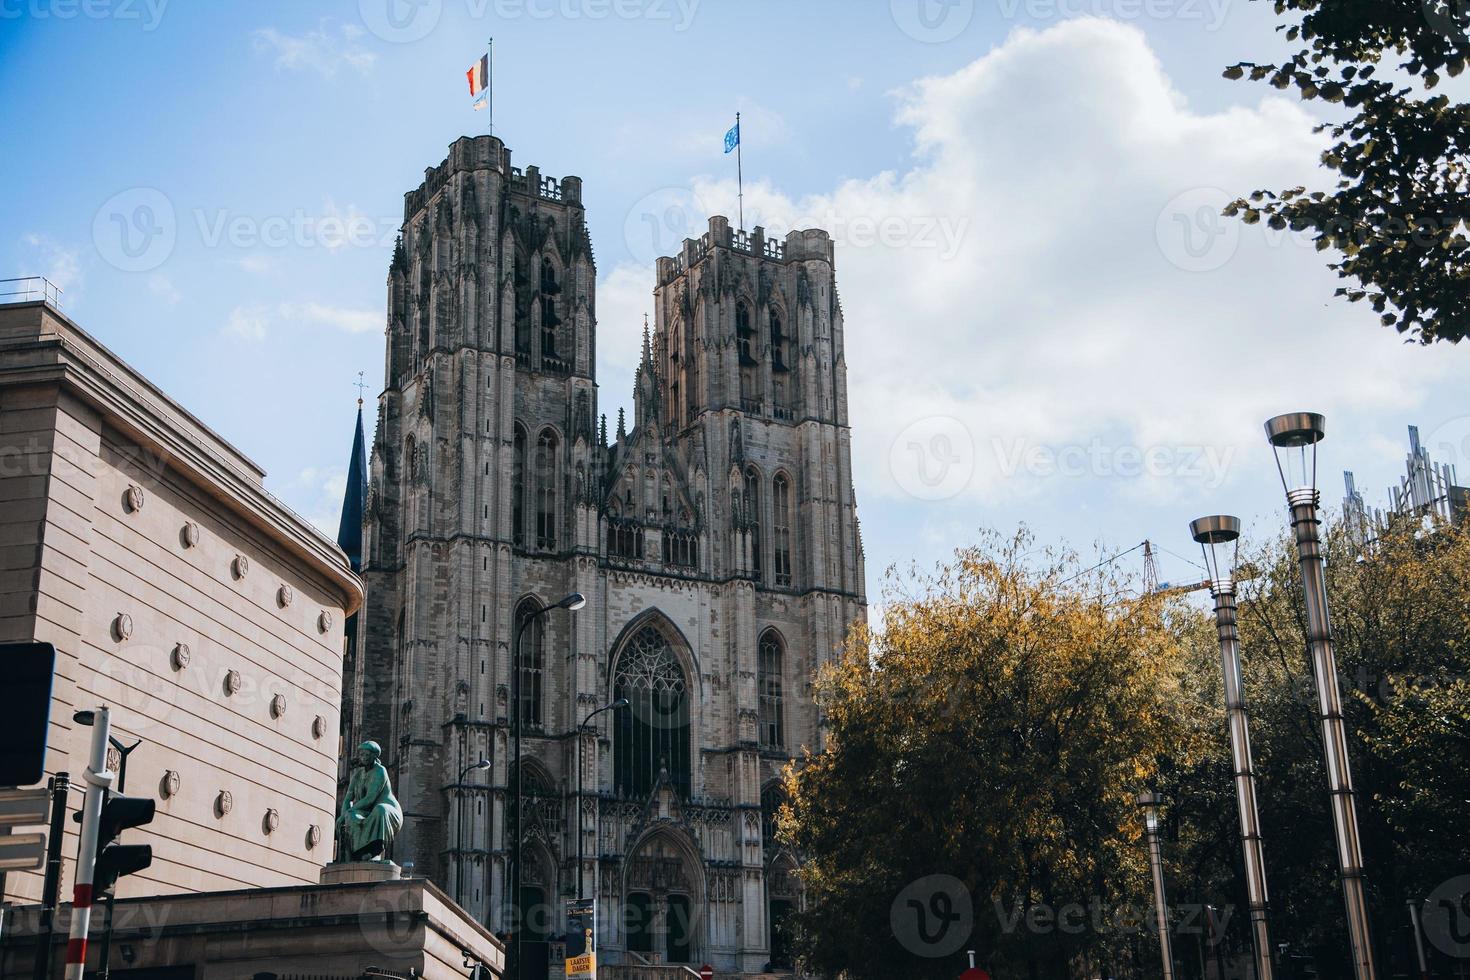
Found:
<box><xmin>782</xmin><ymin>529</ymin><xmax>1214</xmax><ymax>979</ymax></box>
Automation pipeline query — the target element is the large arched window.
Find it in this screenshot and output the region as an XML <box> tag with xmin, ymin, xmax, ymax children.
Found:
<box><xmin>512</xmin><ymin>425</ymin><xmax>527</xmax><ymax>546</ymax></box>
<box><xmin>613</xmin><ymin>624</ymin><xmax>690</xmax><ymax>798</ymax></box>
<box><xmin>744</xmin><ymin>467</ymin><xmax>762</xmax><ymax>579</ymax></box>
<box><xmin>758</xmin><ymin>630</ymin><xmax>784</xmax><ymax>749</ymax></box>
<box><xmin>737</xmin><ymin>300</ymin><xmax>759</xmax><ymax>414</ymax></box>
<box><xmin>772</xmin><ymin>473</ymin><xmax>793</xmax><ymax>588</ymax></box>
<box><xmin>515</xmin><ymin>599</ymin><xmax>545</xmax><ymax>728</ymax></box>
<box><xmin>535</xmin><ymin>429</ymin><xmax>558</xmax><ymax>550</ymax></box>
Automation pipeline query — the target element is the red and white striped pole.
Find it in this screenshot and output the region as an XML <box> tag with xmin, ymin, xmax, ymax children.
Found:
<box><xmin>65</xmin><ymin>707</ymin><xmax>114</xmax><ymax>980</ymax></box>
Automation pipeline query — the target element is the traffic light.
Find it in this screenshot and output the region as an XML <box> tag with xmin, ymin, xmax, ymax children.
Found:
<box><xmin>89</xmin><ymin>794</ymin><xmax>154</xmax><ymax>894</ymax></box>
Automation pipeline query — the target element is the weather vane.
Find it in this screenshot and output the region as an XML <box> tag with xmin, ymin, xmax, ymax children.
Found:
<box><xmin>355</xmin><ymin>371</ymin><xmax>367</xmax><ymax>406</ymax></box>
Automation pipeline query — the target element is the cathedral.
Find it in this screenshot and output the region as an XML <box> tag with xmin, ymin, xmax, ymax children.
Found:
<box><xmin>340</xmin><ymin>134</ymin><xmax>866</xmax><ymax>978</ymax></box>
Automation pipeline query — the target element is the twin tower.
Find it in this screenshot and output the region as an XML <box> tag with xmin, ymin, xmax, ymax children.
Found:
<box><xmin>342</xmin><ymin>135</ymin><xmax>865</xmax><ymax>976</ymax></box>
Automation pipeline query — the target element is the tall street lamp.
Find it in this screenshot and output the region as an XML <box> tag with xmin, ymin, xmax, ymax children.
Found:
<box><xmin>1190</xmin><ymin>514</ymin><xmax>1275</xmax><ymax>980</ymax></box>
<box><xmin>456</xmin><ymin>756</ymin><xmax>490</xmax><ymax>906</ymax></box>
<box><xmin>510</xmin><ymin>592</ymin><xmax>586</xmax><ymax>980</ymax></box>
<box><xmin>577</xmin><ymin>699</ymin><xmax>628</xmax><ymax>903</ymax></box>
<box><xmin>1138</xmin><ymin>791</ymin><xmax>1175</xmax><ymax>980</ymax></box>
<box><xmin>1265</xmin><ymin>412</ymin><xmax>1377</xmax><ymax>980</ymax></box>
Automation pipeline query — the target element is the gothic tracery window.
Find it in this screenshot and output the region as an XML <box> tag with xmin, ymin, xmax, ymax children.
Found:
<box><xmin>744</xmin><ymin>466</ymin><xmax>763</xmax><ymax>579</ymax></box>
<box><xmin>535</xmin><ymin>428</ymin><xmax>558</xmax><ymax>549</ymax></box>
<box><xmin>758</xmin><ymin>629</ymin><xmax>785</xmax><ymax>749</ymax></box>
<box><xmin>515</xmin><ymin>598</ymin><xmax>545</xmax><ymax>728</ymax></box>
<box><xmin>773</xmin><ymin>473</ymin><xmax>793</xmax><ymax>588</ymax></box>
<box><xmin>613</xmin><ymin>624</ymin><xmax>691</xmax><ymax>798</ymax></box>
<box><xmin>513</xmin><ymin>425</ymin><xmax>527</xmax><ymax>546</ymax></box>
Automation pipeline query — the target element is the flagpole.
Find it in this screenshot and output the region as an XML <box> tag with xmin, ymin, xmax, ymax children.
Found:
<box><xmin>488</xmin><ymin>38</ymin><xmax>494</xmax><ymax>137</ymax></box>
<box><xmin>735</xmin><ymin>111</ymin><xmax>744</xmax><ymax>232</ymax></box>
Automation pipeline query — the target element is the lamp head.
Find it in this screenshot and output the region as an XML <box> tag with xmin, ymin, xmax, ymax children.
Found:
<box><xmin>612</xmin><ymin>698</ymin><xmax>630</xmax><ymax>709</ymax></box>
<box><xmin>1264</xmin><ymin>412</ymin><xmax>1326</xmax><ymax>449</ymax></box>
<box><xmin>1136</xmin><ymin>790</ymin><xmax>1163</xmax><ymax>831</ymax></box>
<box><xmin>1265</xmin><ymin>412</ymin><xmax>1325</xmax><ymax>495</ymax></box>
<box><xmin>474</xmin><ymin>757</ymin><xmax>491</xmax><ymax>771</ymax></box>
<box><xmin>1190</xmin><ymin>515</ymin><xmax>1241</xmax><ymax>589</ymax></box>
<box><xmin>559</xmin><ymin>592</ymin><xmax>587</xmax><ymax>611</ymax></box>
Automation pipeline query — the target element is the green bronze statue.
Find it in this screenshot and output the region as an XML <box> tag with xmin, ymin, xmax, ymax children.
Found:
<box><xmin>338</xmin><ymin>740</ymin><xmax>403</xmax><ymax>862</ymax></box>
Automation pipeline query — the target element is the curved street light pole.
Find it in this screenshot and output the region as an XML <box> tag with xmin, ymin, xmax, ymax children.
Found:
<box><xmin>510</xmin><ymin>592</ymin><xmax>586</xmax><ymax>980</ymax></box>
<box><xmin>577</xmin><ymin>699</ymin><xmax>629</xmax><ymax>904</ymax></box>
<box><xmin>456</xmin><ymin>757</ymin><xmax>489</xmax><ymax>907</ymax></box>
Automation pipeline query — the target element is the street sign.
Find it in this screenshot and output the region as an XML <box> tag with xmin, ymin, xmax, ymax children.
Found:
<box><xmin>700</xmin><ymin>964</ymin><xmax>714</xmax><ymax>980</ymax></box>
<box><xmin>0</xmin><ymin>787</ymin><xmax>51</xmax><ymax>826</ymax></box>
<box><xmin>959</xmin><ymin>968</ymin><xmax>991</xmax><ymax>980</ymax></box>
<box><xmin>0</xmin><ymin>642</ymin><xmax>55</xmax><ymax>787</ymax></box>
<box><xmin>0</xmin><ymin>832</ymin><xmax>46</xmax><ymax>870</ymax></box>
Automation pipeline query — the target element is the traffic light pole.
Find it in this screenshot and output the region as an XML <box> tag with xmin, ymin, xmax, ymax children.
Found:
<box><xmin>65</xmin><ymin>708</ymin><xmax>114</xmax><ymax>980</ymax></box>
<box><xmin>98</xmin><ymin>738</ymin><xmax>140</xmax><ymax>980</ymax></box>
<box><xmin>32</xmin><ymin>773</ymin><xmax>70</xmax><ymax>980</ymax></box>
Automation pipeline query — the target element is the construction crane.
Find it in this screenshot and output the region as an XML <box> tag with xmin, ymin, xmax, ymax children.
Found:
<box><xmin>1142</xmin><ymin>539</ymin><xmax>1259</xmax><ymax>598</ymax></box>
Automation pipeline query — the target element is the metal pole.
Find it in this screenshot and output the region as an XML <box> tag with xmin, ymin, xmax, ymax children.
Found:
<box><xmin>1286</xmin><ymin>486</ymin><xmax>1377</xmax><ymax>980</ymax></box>
<box><xmin>1210</xmin><ymin>580</ymin><xmax>1274</xmax><ymax>980</ymax></box>
<box><xmin>98</xmin><ymin>739</ymin><xmax>139</xmax><ymax>980</ymax></box>
<box><xmin>511</xmin><ymin>615</ymin><xmax>525</xmax><ymax>980</ymax></box>
<box><xmin>1139</xmin><ymin>793</ymin><xmax>1175</xmax><ymax>980</ymax></box>
<box><xmin>33</xmin><ymin>773</ymin><xmax>70</xmax><ymax>980</ymax></box>
<box><xmin>1407</xmin><ymin>900</ymin><xmax>1429</xmax><ymax>980</ymax></box>
<box><xmin>65</xmin><ymin>709</ymin><xmax>113</xmax><ymax>980</ymax></box>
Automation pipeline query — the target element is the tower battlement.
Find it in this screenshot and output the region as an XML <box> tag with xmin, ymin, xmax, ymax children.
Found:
<box><xmin>401</xmin><ymin>134</ymin><xmax>583</xmax><ymax>223</ymax></box>
<box><xmin>656</xmin><ymin>215</ymin><xmax>833</xmax><ymax>285</ymax></box>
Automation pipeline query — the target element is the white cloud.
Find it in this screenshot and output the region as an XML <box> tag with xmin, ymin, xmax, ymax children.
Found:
<box><xmin>223</xmin><ymin>301</ymin><xmax>378</xmax><ymax>342</ymax></box>
<box><xmin>21</xmin><ymin>233</ymin><xmax>81</xmax><ymax>295</ymax></box>
<box><xmin>600</xmin><ymin>17</ymin><xmax>1465</xmax><ymax>512</ymax></box>
<box><xmin>253</xmin><ymin>22</ymin><xmax>376</xmax><ymax>78</ymax></box>
<box><xmin>232</xmin><ymin>255</ymin><xmax>278</xmax><ymax>274</ymax></box>
<box><xmin>225</xmin><ymin>305</ymin><xmax>270</xmax><ymax>342</ymax></box>
<box><xmin>148</xmin><ymin>273</ymin><xmax>181</xmax><ymax>304</ymax></box>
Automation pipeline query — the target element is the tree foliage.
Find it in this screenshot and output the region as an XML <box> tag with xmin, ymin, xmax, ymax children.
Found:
<box><xmin>1223</xmin><ymin>0</ymin><xmax>1470</xmax><ymax>342</ymax></box>
<box><xmin>781</xmin><ymin>530</ymin><xmax>1211</xmax><ymax>978</ymax></box>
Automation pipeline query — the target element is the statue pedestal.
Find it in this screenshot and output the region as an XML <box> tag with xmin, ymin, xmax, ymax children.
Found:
<box><xmin>320</xmin><ymin>861</ymin><xmax>402</xmax><ymax>885</ymax></box>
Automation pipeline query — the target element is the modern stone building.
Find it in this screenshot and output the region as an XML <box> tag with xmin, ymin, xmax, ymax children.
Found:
<box><xmin>2</xmin><ymin>877</ymin><xmax>503</xmax><ymax>980</ymax></box>
<box><xmin>0</xmin><ymin>297</ymin><xmax>363</xmax><ymax>904</ymax></box>
<box><xmin>344</xmin><ymin>135</ymin><xmax>866</xmax><ymax>976</ymax></box>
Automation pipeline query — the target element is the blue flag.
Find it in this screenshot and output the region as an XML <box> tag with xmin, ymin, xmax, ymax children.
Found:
<box><xmin>724</xmin><ymin>121</ymin><xmax>740</xmax><ymax>154</ymax></box>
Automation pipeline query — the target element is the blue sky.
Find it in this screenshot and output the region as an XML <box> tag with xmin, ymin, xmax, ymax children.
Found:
<box><xmin>4</xmin><ymin>0</ymin><xmax>1469</xmax><ymax>600</ymax></box>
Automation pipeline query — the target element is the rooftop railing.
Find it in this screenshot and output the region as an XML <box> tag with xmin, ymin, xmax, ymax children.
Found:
<box><xmin>0</xmin><ymin>276</ymin><xmax>63</xmax><ymax>309</ymax></box>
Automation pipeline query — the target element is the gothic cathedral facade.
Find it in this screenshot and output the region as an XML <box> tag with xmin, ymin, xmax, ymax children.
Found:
<box><xmin>345</xmin><ymin>135</ymin><xmax>866</xmax><ymax>976</ymax></box>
